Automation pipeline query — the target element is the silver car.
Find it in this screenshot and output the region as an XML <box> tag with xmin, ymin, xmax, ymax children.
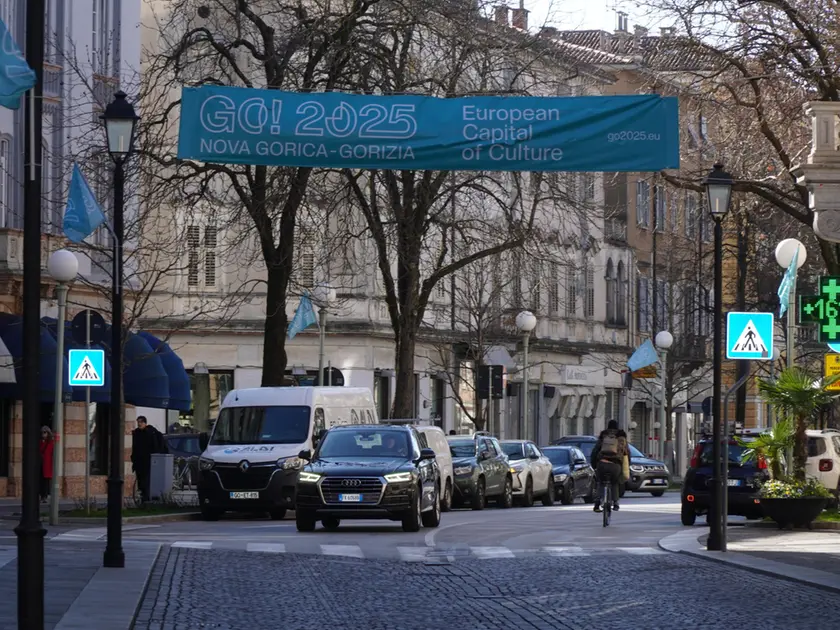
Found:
<box><xmin>499</xmin><ymin>440</ymin><xmax>555</xmax><ymax>507</ymax></box>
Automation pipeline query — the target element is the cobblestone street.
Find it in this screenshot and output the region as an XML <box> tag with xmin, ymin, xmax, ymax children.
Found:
<box><xmin>134</xmin><ymin>547</ymin><xmax>840</xmax><ymax>630</ymax></box>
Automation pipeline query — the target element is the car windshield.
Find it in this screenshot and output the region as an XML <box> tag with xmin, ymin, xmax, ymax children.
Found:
<box><xmin>210</xmin><ymin>406</ymin><xmax>311</xmax><ymax>445</ymax></box>
<box><xmin>501</xmin><ymin>442</ymin><xmax>526</xmax><ymax>460</ymax></box>
<box><xmin>569</xmin><ymin>441</ymin><xmax>595</xmax><ymax>458</ymax></box>
<box><xmin>449</xmin><ymin>440</ymin><xmax>476</xmax><ymax>457</ymax></box>
<box><xmin>318</xmin><ymin>429</ymin><xmax>410</xmax><ymax>458</ymax></box>
<box><xmin>544</xmin><ymin>449</ymin><xmax>571</xmax><ymax>465</ymax></box>
<box><xmin>700</xmin><ymin>443</ymin><xmax>749</xmax><ymax>467</ymax></box>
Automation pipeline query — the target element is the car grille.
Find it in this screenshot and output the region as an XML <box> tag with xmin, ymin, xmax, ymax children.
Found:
<box><xmin>643</xmin><ymin>464</ymin><xmax>666</xmax><ymax>472</ymax></box>
<box><xmin>215</xmin><ymin>464</ymin><xmax>276</xmax><ymax>490</ymax></box>
<box><xmin>320</xmin><ymin>477</ymin><xmax>383</xmax><ymax>505</ymax></box>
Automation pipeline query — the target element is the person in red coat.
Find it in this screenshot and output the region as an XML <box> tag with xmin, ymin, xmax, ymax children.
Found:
<box><xmin>39</xmin><ymin>426</ymin><xmax>55</xmax><ymax>503</ymax></box>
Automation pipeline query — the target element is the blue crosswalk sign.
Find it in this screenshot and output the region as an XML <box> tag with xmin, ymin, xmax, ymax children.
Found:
<box><xmin>726</xmin><ymin>312</ymin><xmax>774</xmax><ymax>360</ymax></box>
<box><xmin>68</xmin><ymin>349</ymin><xmax>105</xmax><ymax>386</ymax></box>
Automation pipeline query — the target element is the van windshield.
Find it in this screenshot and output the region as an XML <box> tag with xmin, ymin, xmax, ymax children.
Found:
<box><xmin>210</xmin><ymin>406</ymin><xmax>311</xmax><ymax>445</ymax></box>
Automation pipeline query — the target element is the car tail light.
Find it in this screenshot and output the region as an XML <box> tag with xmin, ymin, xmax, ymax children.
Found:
<box><xmin>757</xmin><ymin>456</ymin><xmax>767</xmax><ymax>470</ymax></box>
<box><xmin>690</xmin><ymin>444</ymin><xmax>703</xmax><ymax>468</ymax></box>
<box><xmin>686</xmin><ymin>494</ymin><xmax>695</xmax><ymax>502</ymax></box>
<box><xmin>819</xmin><ymin>459</ymin><xmax>833</xmax><ymax>472</ymax></box>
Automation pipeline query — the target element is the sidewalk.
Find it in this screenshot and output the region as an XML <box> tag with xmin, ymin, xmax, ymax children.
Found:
<box><xmin>660</xmin><ymin>526</ymin><xmax>840</xmax><ymax>593</ymax></box>
<box><xmin>0</xmin><ymin>540</ymin><xmax>160</xmax><ymax>630</ymax></box>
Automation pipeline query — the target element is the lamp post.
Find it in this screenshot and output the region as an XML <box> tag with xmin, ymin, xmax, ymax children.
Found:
<box><xmin>655</xmin><ymin>330</ymin><xmax>673</xmax><ymax>462</ymax></box>
<box><xmin>769</xmin><ymin>346</ymin><xmax>781</xmax><ymax>427</ymax></box>
<box><xmin>774</xmin><ymin>238</ymin><xmax>807</xmax><ymax>369</ymax></box>
<box><xmin>313</xmin><ymin>283</ymin><xmax>336</xmax><ymax>386</ymax></box>
<box><xmin>516</xmin><ymin>311</ymin><xmax>537</xmax><ymax>439</ymax></box>
<box><xmin>704</xmin><ymin>162</ymin><xmax>733</xmax><ymax>552</ymax></box>
<box><xmin>101</xmin><ymin>90</ymin><xmax>139</xmax><ymax>569</ymax></box>
<box><xmin>47</xmin><ymin>250</ymin><xmax>79</xmax><ymax>526</ymax></box>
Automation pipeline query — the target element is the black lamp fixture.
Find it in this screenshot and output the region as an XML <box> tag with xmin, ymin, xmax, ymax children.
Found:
<box><xmin>101</xmin><ymin>90</ymin><xmax>139</xmax><ymax>162</ymax></box>
<box><xmin>704</xmin><ymin>162</ymin><xmax>733</xmax><ymax>220</ymax></box>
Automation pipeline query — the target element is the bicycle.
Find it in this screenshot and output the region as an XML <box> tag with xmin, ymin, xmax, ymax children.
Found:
<box><xmin>172</xmin><ymin>456</ymin><xmax>195</xmax><ymax>492</ymax></box>
<box><xmin>601</xmin><ymin>481</ymin><xmax>612</xmax><ymax>527</ymax></box>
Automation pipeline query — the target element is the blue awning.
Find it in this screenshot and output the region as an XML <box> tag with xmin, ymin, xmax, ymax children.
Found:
<box><xmin>99</xmin><ymin>326</ymin><xmax>170</xmax><ymax>409</ymax></box>
<box><xmin>42</xmin><ymin>318</ymin><xmax>112</xmax><ymax>403</ymax></box>
<box><xmin>137</xmin><ymin>331</ymin><xmax>191</xmax><ymax>411</ymax></box>
<box><xmin>0</xmin><ymin>314</ymin><xmax>72</xmax><ymax>402</ymax></box>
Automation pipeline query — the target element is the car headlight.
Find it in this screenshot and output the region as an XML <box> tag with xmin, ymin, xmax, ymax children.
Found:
<box><xmin>630</xmin><ymin>465</ymin><xmax>644</xmax><ymax>473</ymax></box>
<box><xmin>554</xmin><ymin>474</ymin><xmax>568</xmax><ymax>482</ymax></box>
<box><xmin>298</xmin><ymin>472</ymin><xmax>321</xmax><ymax>483</ymax></box>
<box><xmin>509</xmin><ymin>463</ymin><xmax>525</xmax><ymax>473</ymax></box>
<box><xmin>384</xmin><ymin>472</ymin><xmax>413</xmax><ymax>483</ymax></box>
<box><xmin>454</xmin><ymin>466</ymin><xmax>473</xmax><ymax>475</ymax></box>
<box><xmin>664</xmin><ymin>466</ymin><xmax>670</xmax><ymax>475</ymax></box>
<box><xmin>199</xmin><ymin>458</ymin><xmax>214</xmax><ymax>471</ymax></box>
<box><xmin>279</xmin><ymin>457</ymin><xmax>303</xmax><ymax>470</ymax></box>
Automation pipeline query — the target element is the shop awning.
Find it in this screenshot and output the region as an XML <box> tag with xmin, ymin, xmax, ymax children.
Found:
<box><xmin>138</xmin><ymin>332</ymin><xmax>191</xmax><ymax>411</ymax></box>
<box><xmin>0</xmin><ymin>314</ymin><xmax>72</xmax><ymax>401</ymax></box>
<box><xmin>107</xmin><ymin>327</ymin><xmax>171</xmax><ymax>409</ymax></box>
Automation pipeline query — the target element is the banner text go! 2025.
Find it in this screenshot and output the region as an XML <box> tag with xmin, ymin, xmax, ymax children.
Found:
<box><xmin>177</xmin><ymin>85</ymin><xmax>680</xmax><ymax>172</ymax></box>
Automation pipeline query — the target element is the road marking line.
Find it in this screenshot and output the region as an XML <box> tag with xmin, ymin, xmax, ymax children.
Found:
<box><xmin>321</xmin><ymin>544</ymin><xmax>364</xmax><ymax>559</ymax></box>
<box><xmin>543</xmin><ymin>546</ymin><xmax>590</xmax><ymax>557</ymax></box>
<box><xmin>171</xmin><ymin>541</ymin><xmax>213</xmax><ymax>549</ymax></box>
<box><xmin>397</xmin><ymin>546</ymin><xmax>430</xmax><ymax>562</ymax></box>
<box><xmin>617</xmin><ymin>547</ymin><xmax>668</xmax><ymax>555</ymax></box>
<box><xmin>247</xmin><ymin>543</ymin><xmax>286</xmax><ymax>554</ymax></box>
<box><xmin>0</xmin><ymin>546</ymin><xmax>15</xmax><ymax>570</ymax></box>
<box><xmin>471</xmin><ymin>546</ymin><xmax>516</xmax><ymax>559</ymax></box>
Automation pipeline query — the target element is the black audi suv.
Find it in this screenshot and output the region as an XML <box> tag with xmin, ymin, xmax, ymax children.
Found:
<box><xmin>294</xmin><ymin>424</ymin><xmax>441</xmax><ymax>532</ymax></box>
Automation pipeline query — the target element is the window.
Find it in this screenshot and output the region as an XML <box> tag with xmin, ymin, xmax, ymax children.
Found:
<box><xmin>654</xmin><ymin>186</ymin><xmax>666</xmax><ymax>232</ymax></box>
<box><xmin>637</xmin><ymin>277</ymin><xmax>650</xmax><ymax>332</ymax></box>
<box><xmin>670</xmin><ymin>192</ymin><xmax>678</xmax><ymax>233</ymax></box>
<box><xmin>635</xmin><ymin>181</ymin><xmax>650</xmax><ymax>227</ymax></box>
<box><xmin>211</xmin><ymin>406</ymin><xmax>311</xmax><ymax>445</ymax></box>
<box><xmin>685</xmin><ymin>193</ymin><xmax>697</xmax><ymax>238</ymax></box>
<box><xmin>530</xmin><ymin>259</ymin><xmax>541</xmax><ymax>312</ymax></box>
<box><xmin>313</xmin><ymin>408</ymin><xmax>326</xmax><ymax>436</ymax></box>
<box><xmin>548</xmin><ymin>263</ymin><xmax>560</xmax><ymax>315</ymax></box>
<box><xmin>605</xmin><ymin>259</ymin><xmax>615</xmax><ymax>324</ymax></box>
<box><xmin>616</xmin><ymin>262</ymin><xmax>627</xmax><ymax>326</ymax></box>
<box><xmin>565</xmin><ymin>266</ymin><xmax>577</xmax><ymax>317</ymax></box>
<box><xmin>318</xmin><ymin>428</ymin><xmax>410</xmax><ymax>458</ymax></box>
<box><xmin>204</xmin><ymin>225</ymin><xmax>217</xmax><ymax>287</ymax></box>
<box><xmin>92</xmin><ymin>0</ymin><xmax>112</xmax><ymax>76</ymax></box>
<box><xmin>512</xmin><ymin>251</ymin><xmax>523</xmax><ymax>308</ymax></box>
<box><xmin>187</xmin><ymin>225</ymin><xmax>200</xmax><ymax>286</ymax></box>
<box><xmin>583</xmin><ymin>173</ymin><xmax>596</xmax><ymax>201</ymax></box>
<box><xmin>0</xmin><ymin>137</ymin><xmax>7</xmax><ymax>228</ymax></box>
<box><xmin>655</xmin><ymin>280</ymin><xmax>669</xmax><ymax>331</ymax></box>
<box><xmin>701</xmin><ymin>212</ymin><xmax>713</xmax><ymax>243</ymax></box>
<box><xmin>297</xmin><ymin>231</ymin><xmax>315</xmax><ymax>289</ymax></box>
<box><xmin>584</xmin><ymin>264</ymin><xmax>595</xmax><ymax>319</ymax></box>
<box><xmin>374</xmin><ymin>373</ymin><xmax>390</xmax><ymax>419</ymax></box>
<box><xmin>501</xmin><ymin>441</ymin><xmax>526</xmax><ymax>460</ymax></box>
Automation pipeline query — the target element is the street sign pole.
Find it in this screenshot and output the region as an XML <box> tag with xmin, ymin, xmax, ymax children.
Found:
<box><xmin>85</xmin><ymin>310</ymin><xmax>91</xmax><ymax>515</ymax></box>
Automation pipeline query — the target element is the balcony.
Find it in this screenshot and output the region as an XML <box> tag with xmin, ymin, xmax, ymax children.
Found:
<box><xmin>604</xmin><ymin>218</ymin><xmax>627</xmax><ymax>244</ymax></box>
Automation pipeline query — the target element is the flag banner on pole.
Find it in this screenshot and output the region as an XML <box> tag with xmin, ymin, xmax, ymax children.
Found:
<box><xmin>63</xmin><ymin>163</ymin><xmax>107</xmax><ymax>243</ymax></box>
<box><xmin>627</xmin><ymin>339</ymin><xmax>659</xmax><ymax>372</ymax></box>
<box><xmin>778</xmin><ymin>249</ymin><xmax>798</xmax><ymax>317</ymax></box>
<box><xmin>287</xmin><ymin>293</ymin><xmax>318</xmax><ymax>340</ymax></box>
<box><xmin>0</xmin><ymin>18</ymin><xmax>35</xmax><ymax>109</ymax></box>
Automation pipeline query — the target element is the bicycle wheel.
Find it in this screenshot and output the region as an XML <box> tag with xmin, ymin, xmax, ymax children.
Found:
<box><xmin>603</xmin><ymin>488</ymin><xmax>611</xmax><ymax>527</ymax></box>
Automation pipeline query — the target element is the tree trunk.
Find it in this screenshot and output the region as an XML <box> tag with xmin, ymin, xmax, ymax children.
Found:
<box><xmin>793</xmin><ymin>414</ymin><xmax>808</xmax><ymax>481</ymax></box>
<box><xmin>392</xmin><ymin>323</ymin><xmax>417</xmax><ymax>419</ymax></box>
<box><xmin>261</xmin><ymin>264</ymin><xmax>290</xmax><ymax>387</ymax></box>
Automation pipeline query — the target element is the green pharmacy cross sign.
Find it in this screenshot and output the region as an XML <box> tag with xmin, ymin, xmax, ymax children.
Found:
<box><xmin>799</xmin><ymin>276</ymin><xmax>840</xmax><ymax>342</ymax></box>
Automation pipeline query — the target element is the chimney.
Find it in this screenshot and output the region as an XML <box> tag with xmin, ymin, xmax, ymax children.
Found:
<box><xmin>494</xmin><ymin>5</ymin><xmax>509</xmax><ymax>26</ymax></box>
<box><xmin>634</xmin><ymin>25</ymin><xmax>648</xmax><ymax>38</ymax></box>
<box><xmin>616</xmin><ymin>11</ymin><xmax>628</xmax><ymax>33</ymax></box>
<box><xmin>660</xmin><ymin>27</ymin><xmax>676</xmax><ymax>37</ymax></box>
<box><xmin>511</xmin><ymin>6</ymin><xmax>529</xmax><ymax>31</ymax></box>
<box><xmin>598</xmin><ymin>31</ymin><xmax>608</xmax><ymax>51</ymax></box>
<box><xmin>539</xmin><ymin>26</ymin><xmax>558</xmax><ymax>39</ymax></box>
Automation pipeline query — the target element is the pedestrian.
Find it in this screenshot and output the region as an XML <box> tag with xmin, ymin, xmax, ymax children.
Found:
<box><xmin>449</xmin><ymin>429</ymin><xmax>456</xmax><ymax>435</ymax></box>
<box><xmin>39</xmin><ymin>426</ymin><xmax>55</xmax><ymax>503</ymax></box>
<box><xmin>131</xmin><ymin>416</ymin><xmax>167</xmax><ymax>503</ymax></box>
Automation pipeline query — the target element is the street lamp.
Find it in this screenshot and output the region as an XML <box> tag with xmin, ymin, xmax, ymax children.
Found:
<box><xmin>101</xmin><ymin>90</ymin><xmax>139</xmax><ymax>569</ymax></box>
<box><xmin>46</xmin><ymin>250</ymin><xmax>79</xmax><ymax>526</ymax></box>
<box><xmin>654</xmin><ymin>330</ymin><xmax>673</xmax><ymax>461</ymax></box>
<box><xmin>312</xmin><ymin>282</ymin><xmax>336</xmax><ymax>386</ymax></box>
<box><xmin>774</xmin><ymin>238</ymin><xmax>807</xmax><ymax>369</ymax></box>
<box><xmin>704</xmin><ymin>162</ymin><xmax>733</xmax><ymax>552</ymax></box>
<box><xmin>516</xmin><ymin>311</ymin><xmax>537</xmax><ymax>439</ymax></box>
<box><xmin>768</xmin><ymin>346</ymin><xmax>782</xmax><ymax>427</ymax></box>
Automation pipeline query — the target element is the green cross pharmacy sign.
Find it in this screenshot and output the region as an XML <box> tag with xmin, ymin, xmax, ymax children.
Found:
<box><xmin>799</xmin><ymin>276</ymin><xmax>840</xmax><ymax>342</ymax></box>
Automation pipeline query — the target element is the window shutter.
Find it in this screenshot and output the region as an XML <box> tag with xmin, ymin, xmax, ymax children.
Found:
<box><xmin>187</xmin><ymin>225</ymin><xmax>200</xmax><ymax>287</ymax></box>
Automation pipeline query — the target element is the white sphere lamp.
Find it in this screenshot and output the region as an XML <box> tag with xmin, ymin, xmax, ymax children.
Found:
<box><xmin>655</xmin><ymin>330</ymin><xmax>674</xmax><ymax>350</ymax></box>
<box><xmin>47</xmin><ymin>249</ymin><xmax>79</xmax><ymax>283</ymax></box>
<box><xmin>515</xmin><ymin>310</ymin><xmax>537</xmax><ymax>333</ymax></box>
<box><xmin>774</xmin><ymin>238</ymin><xmax>807</xmax><ymax>270</ymax></box>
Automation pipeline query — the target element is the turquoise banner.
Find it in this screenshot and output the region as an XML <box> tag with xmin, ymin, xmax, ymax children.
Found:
<box><xmin>177</xmin><ymin>86</ymin><xmax>680</xmax><ymax>172</ymax></box>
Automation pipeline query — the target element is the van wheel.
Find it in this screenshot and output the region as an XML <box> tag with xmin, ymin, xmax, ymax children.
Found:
<box><xmin>441</xmin><ymin>479</ymin><xmax>453</xmax><ymax>512</ymax></box>
<box><xmin>296</xmin><ymin>510</ymin><xmax>317</xmax><ymax>532</ymax></box>
<box><xmin>200</xmin><ymin>506</ymin><xmax>221</xmax><ymax>521</ymax></box>
<box><xmin>681</xmin><ymin>503</ymin><xmax>697</xmax><ymax>527</ymax></box>
<box><xmin>268</xmin><ymin>509</ymin><xmax>287</xmax><ymax>520</ymax></box>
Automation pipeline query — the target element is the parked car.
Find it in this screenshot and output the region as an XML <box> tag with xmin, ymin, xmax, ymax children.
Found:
<box><xmin>294</xmin><ymin>424</ymin><xmax>441</xmax><ymax>532</ymax></box>
<box><xmin>416</xmin><ymin>426</ymin><xmax>455</xmax><ymax>511</ymax></box>
<box><xmin>499</xmin><ymin>440</ymin><xmax>554</xmax><ymax>506</ymax></box>
<box><xmin>552</xmin><ymin>435</ymin><xmax>671</xmax><ymax>496</ymax></box>
<box><xmin>447</xmin><ymin>435</ymin><xmax>513</xmax><ymax>510</ymax></box>
<box><xmin>806</xmin><ymin>429</ymin><xmax>840</xmax><ymax>499</ymax></box>
<box><xmin>681</xmin><ymin>437</ymin><xmax>768</xmax><ymax>526</ymax></box>
<box><xmin>541</xmin><ymin>446</ymin><xmax>596</xmax><ymax>504</ymax></box>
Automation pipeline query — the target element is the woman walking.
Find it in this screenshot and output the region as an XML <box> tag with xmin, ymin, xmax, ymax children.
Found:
<box><xmin>39</xmin><ymin>426</ymin><xmax>55</xmax><ymax>503</ymax></box>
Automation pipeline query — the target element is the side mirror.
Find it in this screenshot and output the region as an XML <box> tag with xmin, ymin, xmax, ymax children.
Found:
<box><xmin>419</xmin><ymin>447</ymin><xmax>436</xmax><ymax>460</ymax></box>
<box><xmin>299</xmin><ymin>449</ymin><xmax>312</xmax><ymax>460</ymax></box>
<box><xmin>198</xmin><ymin>432</ymin><xmax>210</xmax><ymax>451</ymax></box>
<box><xmin>479</xmin><ymin>450</ymin><xmax>491</xmax><ymax>461</ymax></box>
<box><xmin>529</xmin><ymin>453</ymin><xmax>540</xmax><ymax>460</ymax></box>
<box><xmin>574</xmin><ymin>458</ymin><xmax>586</xmax><ymax>465</ymax></box>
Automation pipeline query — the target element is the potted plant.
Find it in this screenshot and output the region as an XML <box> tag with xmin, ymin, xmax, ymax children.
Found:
<box><xmin>737</xmin><ymin>418</ymin><xmax>794</xmax><ymax>480</ymax></box>
<box><xmin>758</xmin><ymin>478</ymin><xmax>832</xmax><ymax>529</ymax></box>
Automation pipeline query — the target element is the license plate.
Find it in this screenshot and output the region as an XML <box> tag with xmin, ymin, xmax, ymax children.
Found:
<box><xmin>230</xmin><ymin>491</ymin><xmax>259</xmax><ymax>499</ymax></box>
<box><xmin>650</xmin><ymin>479</ymin><xmax>666</xmax><ymax>485</ymax></box>
<box><xmin>339</xmin><ymin>493</ymin><xmax>362</xmax><ymax>502</ymax></box>
<box><xmin>727</xmin><ymin>479</ymin><xmax>741</xmax><ymax>487</ymax></box>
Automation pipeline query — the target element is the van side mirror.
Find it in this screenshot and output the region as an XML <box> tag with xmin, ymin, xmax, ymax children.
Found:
<box><xmin>299</xmin><ymin>449</ymin><xmax>312</xmax><ymax>460</ymax></box>
<box><xmin>419</xmin><ymin>447</ymin><xmax>435</xmax><ymax>461</ymax></box>
<box><xmin>198</xmin><ymin>432</ymin><xmax>210</xmax><ymax>451</ymax></box>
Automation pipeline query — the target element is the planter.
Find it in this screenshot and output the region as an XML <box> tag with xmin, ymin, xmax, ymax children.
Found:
<box><xmin>759</xmin><ymin>497</ymin><xmax>828</xmax><ymax>530</ymax></box>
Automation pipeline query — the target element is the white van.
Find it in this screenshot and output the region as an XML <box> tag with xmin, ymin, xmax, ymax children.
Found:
<box><xmin>197</xmin><ymin>387</ymin><xmax>378</xmax><ymax>520</ymax></box>
<box><xmin>416</xmin><ymin>426</ymin><xmax>454</xmax><ymax>512</ymax></box>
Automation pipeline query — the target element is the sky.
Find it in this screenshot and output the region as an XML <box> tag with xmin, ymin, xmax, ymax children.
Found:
<box><xmin>523</xmin><ymin>0</ymin><xmax>651</xmax><ymax>33</ymax></box>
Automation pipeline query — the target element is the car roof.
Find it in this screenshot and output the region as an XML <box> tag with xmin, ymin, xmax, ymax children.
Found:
<box><xmin>543</xmin><ymin>445</ymin><xmax>575</xmax><ymax>450</ymax></box>
<box><xmin>558</xmin><ymin>435</ymin><xmax>597</xmax><ymax>442</ymax></box>
<box><xmin>500</xmin><ymin>439</ymin><xmax>529</xmax><ymax>444</ymax></box>
<box><xmin>330</xmin><ymin>424</ymin><xmax>410</xmax><ymax>431</ymax></box>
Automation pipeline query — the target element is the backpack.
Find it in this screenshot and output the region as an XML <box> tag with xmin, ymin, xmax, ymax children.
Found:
<box><xmin>600</xmin><ymin>432</ymin><xmax>622</xmax><ymax>457</ymax></box>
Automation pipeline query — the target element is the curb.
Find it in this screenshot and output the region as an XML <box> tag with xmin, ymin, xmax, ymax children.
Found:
<box><xmin>744</xmin><ymin>520</ymin><xmax>840</xmax><ymax>531</ymax></box>
<box><xmin>0</xmin><ymin>512</ymin><xmax>200</xmax><ymax>525</ymax></box>
<box><xmin>658</xmin><ymin>529</ymin><xmax>840</xmax><ymax>594</ymax></box>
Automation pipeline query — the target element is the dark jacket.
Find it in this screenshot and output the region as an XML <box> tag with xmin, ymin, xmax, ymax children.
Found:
<box><xmin>591</xmin><ymin>428</ymin><xmax>628</xmax><ymax>467</ymax></box>
<box><xmin>131</xmin><ymin>425</ymin><xmax>167</xmax><ymax>471</ymax></box>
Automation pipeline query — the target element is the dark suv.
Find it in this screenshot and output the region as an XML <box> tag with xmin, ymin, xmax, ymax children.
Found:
<box><xmin>448</xmin><ymin>434</ymin><xmax>514</xmax><ymax>510</ymax></box>
<box><xmin>681</xmin><ymin>438</ymin><xmax>769</xmax><ymax>526</ymax></box>
<box><xmin>294</xmin><ymin>425</ymin><xmax>441</xmax><ymax>533</ymax></box>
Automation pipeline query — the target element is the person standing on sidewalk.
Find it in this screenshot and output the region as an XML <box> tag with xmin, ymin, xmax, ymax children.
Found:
<box><xmin>40</xmin><ymin>426</ymin><xmax>55</xmax><ymax>503</ymax></box>
<box><xmin>131</xmin><ymin>416</ymin><xmax>167</xmax><ymax>502</ymax></box>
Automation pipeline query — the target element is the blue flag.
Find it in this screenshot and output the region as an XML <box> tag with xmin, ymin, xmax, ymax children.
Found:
<box><xmin>63</xmin><ymin>164</ymin><xmax>107</xmax><ymax>243</ymax></box>
<box><xmin>287</xmin><ymin>293</ymin><xmax>318</xmax><ymax>340</ymax></box>
<box><xmin>627</xmin><ymin>339</ymin><xmax>659</xmax><ymax>372</ymax></box>
<box><xmin>778</xmin><ymin>248</ymin><xmax>799</xmax><ymax>317</ymax></box>
<box><xmin>0</xmin><ymin>18</ymin><xmax>36</xmax><ymax>109</ymax></box>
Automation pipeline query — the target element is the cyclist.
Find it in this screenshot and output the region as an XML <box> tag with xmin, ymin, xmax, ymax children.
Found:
<box><xmin>590</xmin><ymin>420</ymin><xmax>628</xmax><ymax>513</ymax></box>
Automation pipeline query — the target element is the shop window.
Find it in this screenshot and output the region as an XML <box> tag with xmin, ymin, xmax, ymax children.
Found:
<box><xmin>90</xmin><ymin>403</ymin><xmax>110</xmax><ymax>475</ymax></box>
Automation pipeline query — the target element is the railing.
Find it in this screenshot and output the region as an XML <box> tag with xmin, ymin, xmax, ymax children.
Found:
<box><xmin>604</xmin><ymin>219</ymin><xmax>627</xmax><ymax>242</ymax></box>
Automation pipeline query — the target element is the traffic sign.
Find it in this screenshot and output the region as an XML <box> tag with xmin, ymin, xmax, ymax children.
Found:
<box><xmin>726</xmin><ymin>312</ymin><xmax>774</xmax><ymax>360</ymax></box>
<box><xmin>71</xmin><ymin>309</ymin><xmax>106</xmax><ymax>345</ymax></box>
<box><xmin>825</xmin><ymin>354</ymin><xmax>840</xmax><ymax>391</ymax></box>
<box><xmin>68</xmin><ymin>349</ymin><xmax>105</xmax><ymax>387</ymax></box>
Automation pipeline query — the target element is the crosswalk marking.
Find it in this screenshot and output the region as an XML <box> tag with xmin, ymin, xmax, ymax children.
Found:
<box><xmin>172</xmin><ymin>541</ymin><xmax>213</xmax><ymax>549</ymax></box>
<box><xmin>616</xmin><ymin>547</ymin><xmax>668</xmax><ymax>555</ymax></box>
<box><xmin>320</xmin><ymin>544</ymin><xmax>364</xmax><ymax>558</ymax></box>
<box><xmin>246</xmin><ymin>543</ymin><xmax>286</xmax><ymax>554</ymax></box>
<box><xmin>471</xmin><ymin>546</ymin><xmax>516</xmax><ymax>559</ymax></box>
<box><xmin>543</xmin><ymin>546</ymin><xmax>589</xmax><ymax>557</ymax></box>
<box><xmin>397</xmin><ymin>546</ymin><xmax>430</xmax><ymax>562</ymax></box>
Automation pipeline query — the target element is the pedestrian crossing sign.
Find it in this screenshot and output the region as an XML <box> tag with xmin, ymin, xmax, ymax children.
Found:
<box><xmin>68</xmin><ymin>349</ymin><xmax>105</xmax><ymax>387</ymax></box>
<box><xmin>726</xmin><ymin>312</ymin><xmax>774</xmax><ymax>360</ymax></box>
